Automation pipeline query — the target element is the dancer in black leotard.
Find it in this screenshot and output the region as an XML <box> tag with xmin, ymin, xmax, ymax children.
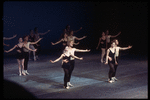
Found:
<box><xmin>96</xmin><ymin>32</ymin><xmax>106</xmax><ymax>63</ymax></box>
<box><xmin>50</xmin><ymin>50</ymin><xmax>83</xmax><ymax>89</ymax></box>
<box><xmin>5</xmin><ymin>37</ymin><xmax>36</xmax><ymax>76</ymax></box>
<box><xmin>105</xmin><ymin>41</ymin><xmax>117</xmax><ymax>83</ymax></box>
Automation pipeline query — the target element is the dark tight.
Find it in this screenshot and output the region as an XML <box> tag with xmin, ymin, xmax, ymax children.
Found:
<box><xmin>68</xmin><ymin>60</ymin><xmax>75</xmax><ymax>82</ymax></box>
<box><xmin>24</xmin><ymin>52</ymin><xmax>29</xmax><ymax>70</ymax></box>
<box><xmin>112</xmin><ymin>57</ymin><xmax>119</xmax><ymax>77</ymax></box>
<box><xmin>63</xmin><ymin>68</ymin><xmax>70</xmax><ymax>87</ymax></box>
<box><xmin>108</xmin><ymin>62</ymin><xmax>115</xmax><ymax>80</ymax></box>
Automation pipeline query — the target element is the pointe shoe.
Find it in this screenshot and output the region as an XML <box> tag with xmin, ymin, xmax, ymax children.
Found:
<box><xmin>112</xmin><ymin>77</ymin><xmax>118</xmax><ymax>81</ymax></box>
<box><xmin>108</xmin><ymin>79</ymin><xmax>114</xmax><ymax>83</ymax></box>
<box><xmin>19</xmin><ymin>73</ymin><xmax>22</xmax><ymax>76</ymax></box>
<box><xmin>22</xmin><ymin>71</ymin><xmax>26</xmax><ymax>76</ymax></box>
<box><xmin>25</xmin><ymin>70</ymin><xmax>29</xmax><ymax>75</ymax></box>
<box><xmin>68</xmin><ymin>82</ymin><xmax>73</xmax><ymax>87</ymax></box>
<box><xmin>63</xmin><ymin>86</ymin><xmax>69</xmax><ymax>89</ymax></box>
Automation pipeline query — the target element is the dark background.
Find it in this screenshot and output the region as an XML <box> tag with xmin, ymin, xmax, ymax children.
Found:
<box><xmin>3</xmin><ymin>1</ymin><xmax>148</xmax><ymax>57</ymax></box>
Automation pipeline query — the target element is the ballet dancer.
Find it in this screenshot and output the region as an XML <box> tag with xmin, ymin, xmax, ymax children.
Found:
<box><xmin>64</xmin><ymin>40</ymin><xmax>90</xmax><ymax>87</ymax></box>
<box><xmin>50</xmin><ymin>49</ymin><xmax>83</xmax><ymax>89</ymax></box>
<box><xmin>105</xmin><ymin>30</ymin><xmax>121</xmax><ymax>49</ymax></box>
<box><xmin>4</xmin><ymin>37</ymin><xmax>36</xmax><ymax>76</ymax></box>
<box><xmin>51</xmin><ymin>32</ymin><xmax>79</xmax><ymax>52</ymax></box>
<box><xmin>67</xmin><ymin>30</ymin><xmax>87</xmax><ymax>47</ymax></box>
<box><xmin>28</xmin><ymin>29</ymin><xmax>36</xmax><ymax>61</ymax></box>
<box><xmin>96</xmin><ymin>32</ymin><xmax>106</xmax><ymax>63</ymax></box>
<box><xmin>112</xmin><ymin>39</ymin><xmax>132</xmax><ymax>81</ymax></box>
<box><xmin>65</xmin><ymin>25</ymin><xmax>82</xmax><ymax>35</ymax></box>
<box><xmin>105</xmin><ymin>41</ymin><xmax>117</xmax><ymax>83</ymax></box>
<box><xmin>34</xmin><ymin>27</ymin><xmax>50</xmax><ymax>59</ymax></box>
<box><xmin>23</xmin><ymin>35</ymin><xmax>43</xmax><ymax>75</ymax></box>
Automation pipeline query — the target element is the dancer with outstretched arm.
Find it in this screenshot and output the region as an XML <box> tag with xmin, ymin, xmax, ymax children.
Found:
<box><xmin>4</xmin><ymin>37</ymin><xmax>36</xmax><ymax>76</ymax></box>
<box><xmin>50</xmin><ymin>50</ymin><xmax>83</xmax><ymax>89</ymax></box>
<box><xmin>64</xmin><ymin>40</ymin><xmax>90</xmax><ymax>87</ymax></box>
<box><xmin>105</xmin><ymin>41</ymin><xmax>117</xmax><ymax>83</ymax></box>
<box><xmin>112</xmin><ymin>39</ymin><xmax>132</xmax><ymax>81</ymax></box>
<box><xmin>96</xmin><ymin>32</ymin><xmax>106</xmax><ymax>63</ymax></box>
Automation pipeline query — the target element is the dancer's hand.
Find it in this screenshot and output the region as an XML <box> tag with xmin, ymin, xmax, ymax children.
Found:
<box><xmin>86</xmin><ymin>49</ymin><xmax>90</xmax><ymax>52</ymax></box>
<box><xmin>34</xmin><ymin>49</ymin><xmax>37</xmax><ymax>52</ymax></box>
<box><xmin>79</xmin><ymin>57</ymin><xmax>83</xmax><ymax>60</ymax></box>
<box><xmin>48</xmin><ymin>30</ymin><xmax>50</xmax><ymax>32</ymax></box>
<box><xmin>128</xmin><ymin>45</ymin><xmax>132</xmax><ymax>49</ymax></box>
<box><xmin>17</xmin><ymin>50</ymin><xmax>21</xmax><ymax>53</ymax></box>
<box><xmin>83</xmin><ymin>36</ymin><xmax>87</xmax><ymax>38</ymax></box>
<box><xmin>108</xmin><ymin>57</ymin><xmax>112</xmax><ymax>61</ymax></box>
<box><xmin>4</xmin><ymin>50</ymin><xmax>8</xmax><ymax>53</ymax></box>
<box><xmin>50</xmin><ymin>60</ymin><xmax>54</xmax><ymax>63</ymax></box>
<box><xmin>51</xmin><ymin>42</ymin><xmax>55</xmax><ymax>45</ymax></box>
<box><xmin>63</xmin><ymin>59</ymin><xmax>69</xmax><ymax>63</ymax></box>
<box><xmin>115</xmin><ymin>62</ymin><xmax>118</xmax><ymax>65</ymax></box>
<box><xmin>105</xmin><ymin>62</ymin><xmax>108</xmax><ymax>64</ymax></box>
<box><xmin>80</xmin><ymin>27</ymin><xmax>82</xmax><ymax>30</ymax></box>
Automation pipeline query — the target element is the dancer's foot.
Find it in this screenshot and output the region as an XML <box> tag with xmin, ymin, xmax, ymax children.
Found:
<box><xmin>108</xmin><ymin>79</ymin><xmax>114</xmax><ymax>83</ymax></box>
<box><xmin>25</xmin><ymin>70</ymin><xmax>29</xmax><ymax>75</ymax></box>
<box><xmin>22</xmin><ymin>71</ymin><xmax>26</xmax><ymax>76</ymax></box>
<box><xmin>101</xmin><ymin>59</ymin><xmax>103</xmax><ymax>63</ymax></box>
<box><xmin>112</xmin><ymin>77</ymin><xmax>118</xmax><ymax>81</ymax></box>
<box><xmin>63</xmin><ymin>86</ymin><xmax>69</xmax><ymax>89</ymax></box>
<box><xmin>68</xmin><ymin>82</ymin><xmax>73</xmax><ymax>87</ymax></box>
<box><xmin>19</xmin><ymin>73</ymin><xmax>22</xmax><ymax>76</ymax></box>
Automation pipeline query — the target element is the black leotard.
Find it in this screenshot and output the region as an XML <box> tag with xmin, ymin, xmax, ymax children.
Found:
<box><xmin>16</xmin><ymin>45</ymin><xmax>25</xmax><ymax>60</ymax></box>
<box><xmin>62</xmin><ymin>55</ymin><xmax>70</xmax><ymax>69</ymax></box>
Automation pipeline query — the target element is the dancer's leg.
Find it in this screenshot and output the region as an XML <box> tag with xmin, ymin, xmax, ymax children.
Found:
<box><xmin>21</xmin><ymin>59</ymin><xmax>26</xmax><ymax>76</ymax></box>
<box><xmin>108</xmin><ymin>63</ymin><xmax>115</xmax><ymax>80</ymax></box>
<box><xmin>101</xmin><ymin>48</ymin><xmax>106</xmax><ymax>63</ymax></box>
<box><xmin>17</xmin><ymin>59</ymin><xmax>21</xmax><ymax>76</ymax></box>
<box><xmin>63</xmin><ymin>68</ymin><xmax>70</xmax><ymax>88</ymax></box>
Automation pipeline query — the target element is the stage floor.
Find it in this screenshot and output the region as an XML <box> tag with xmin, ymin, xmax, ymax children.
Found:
<box><xmin>3</xmin><ymin>53</ymin><xmax>148</xmax><ymax>99</ymax></box>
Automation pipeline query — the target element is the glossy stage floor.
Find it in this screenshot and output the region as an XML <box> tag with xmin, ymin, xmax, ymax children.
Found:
<box><xmin>3</xmin><ymin>52</ymin><xmax>148</xmax><ymax>99</ymax></box>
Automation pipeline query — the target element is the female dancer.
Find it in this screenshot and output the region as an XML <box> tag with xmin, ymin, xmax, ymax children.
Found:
<box><xmin>105</xmin><ymin>30</ymin><xmax>121</xmax><ymax>49</ymax></box>
<box><xmin>105</xmin><ymin>41</ymin><xmax>117</xmax><ymax>83</ymax></box>
<box><xmin>50</xmin><ymin>49</ymin><xmax>83</xmax><ymax>89</ymax></box>
<box><xmin>64</xmin><ymin>40</ymin><xmax>90</xmax><ymax>87</ymax></box>
<box><xmin>67</xmin><ymin>30</ymin><xmax>86</xmax><ymax>47</ymax></box>
<box><xmin>112</xmin><ymin>39</ymin><xmax>132</xmax><ymax>81</ymax></box>
<box><xmin>65</xmin><ymin>25</ymin><xmax>82</xmax><ymax>35</ymax></box>
<box><xmin>51</xmin><ymin>32</ymin><xmax>79</xmax><ymax>51</ymax></box>
<box><xmin>34</xmin><ymin>27</ymin><xmax>50</xmax><ymax>59</ymax></box>
<box><xmin>4</xmin><ymin>37</ymin><xmax>36</xmax><ymax>76</ymax></box>
<box><xmin>96</xmin><ymin>32</ymin><xmax>106</xmax><ymax>63</ymax></box>
<box><xmin>23</xmin><ymin>35</ymin><xmax>42</xmax><ymax>75</ymax></box>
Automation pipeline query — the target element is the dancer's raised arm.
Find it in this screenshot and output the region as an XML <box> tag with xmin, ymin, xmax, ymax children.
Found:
<box><xmin>4</xmin><ymin>45</ymin><xmax>17</xmax><ymax>53</ymax></box>
<box><xmin>38</xmin><ymin>30</ymin><xmax>50</xmax><ymax>35</ymax></box>
<box><xmin>3</xmin><ymin>34</ymin><xmax>17</xmax><ymax>40</ymax></box>
<box><xmin>75</xmin><ymin>48</ymin><xmax>90</xmax><ymax>52</ymax></box>
<box><xmin>50</xmin><ymin>54</ymin><xmax>64</xmax><ymax>63</ymax></box>
<box><xmin>110</xmin><ymin>31</ymin><xmax>121</xmax><ymax>38</ymax></box>
<box><xmin>51</xmin><ymin>39</ymin><xmax>63</xmax><ymax>45</ymax></box>
<box><xmin>30</xmin><ymin>38</ymin><xmax>43</xmax><ymax>45</ymax></box>
<box><xmin>70</xmin><ymin>54</ymin><xmax>83</xmax><ymax>60</ymax></box>
<box><xmin>73</xmin><ymin>27</ymin><xmax>82</xmax><ymax>33</ymax></box>
<box><xmin>75</xmin><ymin>36</ymin><xmax>87</xmax><ymax>41</ymax></box>
<box><xmin>119</xmin><ymin>45</ymin><xmax>132</xmax><ymax>50</ymax></box>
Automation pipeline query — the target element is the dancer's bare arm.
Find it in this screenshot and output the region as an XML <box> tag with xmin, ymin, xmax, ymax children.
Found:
<box><xmin>70</xmin><ymin>54</ymin><xmax>83</xmax><ymax>60</ymax></box>
<box><xmin>3</xmin><ymin>34</ymin><xmax>17</xmax><ymax>40</ymax></box>
<box><xmin>38</xmin><ymin>30</ymin><xmax>50</xmax><ymax>35</ymax></box>
<box><xmin>110</xmin><ymin>31</ymin><xmax>121</xmax><ymax>38</ymax></box>
<box><xmin>105</xmin><ymin>49</ymin><xmax>110</xmax><ymax>64</ymax></box>
<box><xmin>119</xmin><ymin>45</ymin><xmax>132</xmax><ymax>50</ymax></box>
<box><xmin>73</xmin><ymin>27</ymin><xmax>82</xmax><ymax>33</ymax></box>
<box><xmin>30</xmin><ymin>38</ymin><xmax>43</xmax><ymax>45</ymax></box>
<box><xmin>96</xmin><ymin>37</ymin><xmax>101</xmax><ymax>49</ymax></box>
<box><xmin>75</xmin><ymin>36</ymin><xmax>87</xmax><ymax>41</ymax></box>
<box><xmin>50</xmin><ymin>54</ymin><xmax>64</xmax><ymax>63</ymax></box>
<box><xmin>51</xmin><ymin>39</ymin><xmax>63</xmax><ymax>45</ymax></box>
<box><xmin>4</xmin><ymin>45</ymin><xmax>17</xmax><ymax>53</ymax></box>
<box><xmin>75</xmin><ymin>49</ymin><xmax>90</xmax><ymax>52</ymax></box>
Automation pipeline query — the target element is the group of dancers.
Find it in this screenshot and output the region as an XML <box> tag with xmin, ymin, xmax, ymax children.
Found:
<box><xmin>4</xmin><ymin>25</ymin><xmax>132</xmax><ymax>89</ymax></box>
